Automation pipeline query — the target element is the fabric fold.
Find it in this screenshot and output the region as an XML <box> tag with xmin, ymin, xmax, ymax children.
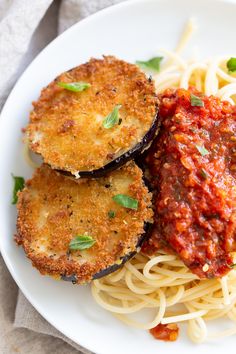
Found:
<box><xmin>0</xmin><ymin>0</ymin><xmax>53</xmax><ymax>108</ymax></box>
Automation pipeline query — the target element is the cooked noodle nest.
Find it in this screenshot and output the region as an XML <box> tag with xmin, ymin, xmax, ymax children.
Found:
<box><xmin>91</xmin><ymin>251</ymin><xmax>236</xmax><ymax>342</ymax></box>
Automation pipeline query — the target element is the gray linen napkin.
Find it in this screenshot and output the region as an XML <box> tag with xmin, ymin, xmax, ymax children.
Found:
<box><xmin>0</xmin><ymin>1</ymin><xmax>124</xmax><ymax>353</ymax></box>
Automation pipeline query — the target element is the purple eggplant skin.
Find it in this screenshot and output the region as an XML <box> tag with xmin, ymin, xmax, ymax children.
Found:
<box><xmin>61</xmin><ymin>274</ymin><xmax>78</xmax><ymax>284</ymax></box>
<box><xmin>56</xmin><ymin>109</ymin><xmax>160</xmax><ymax>179</ymax></box>
<box><xmin>60</xmin><ymin>222</ymin><xmax>152</xmax><ymax>284</ymax></box>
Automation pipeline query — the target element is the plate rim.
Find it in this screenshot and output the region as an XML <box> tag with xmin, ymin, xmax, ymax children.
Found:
<box><xmin>1</xmin><ymin>0</ymin><xmax>236</xmax><ymax>352</ymax></box>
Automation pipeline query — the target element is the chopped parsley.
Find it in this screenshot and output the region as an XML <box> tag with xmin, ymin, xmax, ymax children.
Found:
<box><xmin>227</xmin><ymin>57</ymin><xmax>236</xmax><ymax>72</ymax></box>
<box><xmin>102</xmin><ymin>105</ymin><xmax>122</xmax><ymax>129</ymax></box>
<box><xmin>69</xmin><ymin>235</ymin><xmax>96</xmax><ymax>250</ymax></box>
<box><xmin>112</xmin><ymin>194</ymin><xmax>138</xmax><ymax>210</ymax></box>
<box><xmin>12</xmin><ymin>175</ymin><xmax>25</xmax><ymax>204</ymax></box>
<box><xmin>230</xmin><ymin>264</ymin><xmax>236</xmax><ymax>268</ymax></box>
<box><xmin>57</xmin><ymin>81</ymin><xmax>91</xmax><ymax>92</ymax></box>
<box><xmin>190</xmin><ymin>94</ymin><xmax>204</xmax><ymax>107</ymax></box>
<box><xmin>136</xmin><ymin>57</ymin><xmax>163</xmax><ymax>72</ymax></box>
<box><xmin>108</xmin><ymin>210</ymin><xmax>116</xmax><ymax>218</ymax></box>
<box><xmin>199</xmin><ymin>168</ymin><xmax>208</xmax><ymax>180</ymax></box>
<box><xmin>196</xmin><ymin>144</ymin><xmax>209</xmax><ymax>156</ymax></box>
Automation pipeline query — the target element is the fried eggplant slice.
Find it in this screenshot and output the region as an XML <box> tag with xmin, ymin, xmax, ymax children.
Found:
<box><xmin>16</xmin><ymin>162</ymin><xmax>153</xmax><ymax>283</ymax></box>
<box><xmin>26</xmin><ymin>56</ymin><xmax>159</xmax><ymax>177</ymax></box>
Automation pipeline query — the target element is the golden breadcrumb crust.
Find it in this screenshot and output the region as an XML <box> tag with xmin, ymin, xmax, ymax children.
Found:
<box><xmin>16</xmin><ymin>162</ymin><xmax>153</xmax><ymax>283</ymax></box>
<box><xmin>26</xmin><ymin>56</ymin><xmax>158</xmax><ymax>174</ymax></box>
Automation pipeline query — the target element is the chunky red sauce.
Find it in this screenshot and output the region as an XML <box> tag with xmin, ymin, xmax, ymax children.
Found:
<box><xmin>150</xmin><ymin>323</ymin><xmax>179</xmax><ymax>341</ymax></box>
<box><xmin>142</xmin><ymin>88</ymin><xmax>236</xmax><ymax>278</ymax></box>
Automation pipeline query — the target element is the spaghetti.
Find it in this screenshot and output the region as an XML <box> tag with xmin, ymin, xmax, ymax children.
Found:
<box><xmin>91</xmin><ymin>251</ymin><xmax>236</xmax><ymax>343</ymax></box>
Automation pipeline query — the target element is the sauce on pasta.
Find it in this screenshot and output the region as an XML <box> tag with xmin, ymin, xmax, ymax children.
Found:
<box><xmin>143</xmin><ymin>88</ymin><xmax>236</xmax><ymax>278</ymax></box>
<box><xmin>149</xmin><ymin>323</ymin><xmax>179</xmax><ymax>341</ymax></box>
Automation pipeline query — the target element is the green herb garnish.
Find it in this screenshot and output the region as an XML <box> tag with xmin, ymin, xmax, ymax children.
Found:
<box><xmin>102</xmin><ymin>104</ymin><xmax>122</xmax><ymax>129</ymax></box>
<box><xmin>199</xmin><ymin>168</ymin><xmax>208</xmax><ymax>180</ymax></box>
<box><xmin>12</xmin><ymin>175</ymin><xmax>25</xmax><ymax>204</ymax></box>
<box><xmin>189</xmin><ymin>127</ymin><xmax>197</xmax><ymax>133</ymax></box>
<box><xmin>136</xmin><ymin>57</ymin><xmax>163</xmax><ymax>72</ymax></box>
<box><xmin>112</xmin><ymin>194</ymin><xmax>138</xmax><ymax>210</ymax></box>
<box><xmin>227</xmin><ymin>57</ymin><xmax>236</xmax><ymax>72</ymax></box>
<box><xmin>108</xmin><ymin>210</ymin><xmax>116</xmax><ymax>218</ymax></box>
<box><xmin>57</xmin><ymin>81</ymin><xmax>91</xmax><ymax>92</ymax></box>
<box><xmin>190</xmin><ymin>94</ymin><xmax>204</xmax><ymax>107</ymax></box>
<box><xmin>69</xmin><ymin>235</ymin><xmax>96</xmax><ymax>250</ymax></box>
<box><xmin>196</xmin><ymin>144</ymin><xmax>209</xmax><ymax>156</ymax></box>
<box><xmin>230</xmin><ymin>263</ymin><xmax>236</xmax><ymax>268</ymax></box>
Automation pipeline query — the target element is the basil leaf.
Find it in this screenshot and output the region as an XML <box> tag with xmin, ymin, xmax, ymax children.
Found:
<box><xmin>108</xmin><ymin>210</ymin><xmax>116</xmax><ymax>218</ymax></box>
<box><xmin>69</xmin><ymin>235</ymin><xmax>95</xmax><ymax>250</ymax></box>
<box><xmin>196</xmin><ymin>144</ymin><xmax>209</xmax><ymax>156</ymax></box>
<box><xmin>12</xmin><ymin>175</ymin><xmax>25</xmax><ymax>204</ymax></box>
<box><xmin>103</xmin><ymin>104</ymin><xmax>122</xmax><ymax>129</ymax></box>
<box><xmin>199</xmin><ymin>168</ymin><xmax>208</xmax><ymax>180</ymax></box>
<box><xmin>112</xmin><ymin>194</ymin><xmax>138</xmax><ymax>210</ymax></box>
<box><xmin>136</xmin><ymin>57</ymin><xmax>163</xmax><ymax>72</ymax></box>
<box><xmin>190</xmin><ymin>94</ymin><xmax>204</xmax><ymax>107</ymax></box>
<box><xmin>57</xmin><ymin>81</ymin><xmax>91</xmax><ymax>92</ymax></box>
<box><xmin>229</xmin><ymin>263</ymin><xmax>236</xmax><ymax>268</ymax></box>
<box><xmin>227</xmin><ymin>57</ymin><xmax>236</xmax><ymax>72</ymax></box>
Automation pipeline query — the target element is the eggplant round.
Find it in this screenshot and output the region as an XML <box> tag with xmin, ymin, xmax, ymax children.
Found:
<box><xmin>92</xmin><ymin>222</ymin><xmax>152</xmax><ymax>280</ymax></box>
<box><xmin>61</xmin><ymin>225</ymin><xmax>152</xmax><ymax>283</ymax></box>
<box><xmin>26</xmin><ymin>56</ymin><xmax>159</xmax><ymax>178</ymax></box>
<box><xmin>16</xmin><ymin>162</ymin><xmax>153</xmax><ymax>284</ymax></box>
<box><xmin>57</xmin><ymin>111</ymin><xmax>160</xmax><ymax>179</ymax></box>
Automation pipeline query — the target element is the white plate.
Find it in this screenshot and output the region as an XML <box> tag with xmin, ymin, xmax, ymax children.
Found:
<box><xmin>1</xmin><ymin>0</ymin><xmax>236</xmax><ymax>353</ymax></box>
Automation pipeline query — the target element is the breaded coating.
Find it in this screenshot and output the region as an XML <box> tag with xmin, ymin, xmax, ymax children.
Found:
<box><xmin>16</xmin><ymin>162</ymin><xmax>153</xmax><ymax>283</ymax></box>
<box><xmin>26</xmin><ymin>56</ymin><xmax>158</xmax><ymax>175</ymax></box>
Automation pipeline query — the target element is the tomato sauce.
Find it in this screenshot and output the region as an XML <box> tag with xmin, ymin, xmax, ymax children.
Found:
<box><xmin>142</xmin><ymin>88</ymin><xmax>236</xmax><ymax>278</ymax></box>
<box><xmin>150</xmin><ymin>323</ymin><xmax>179</xmax><ymax>341</ymax></box>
